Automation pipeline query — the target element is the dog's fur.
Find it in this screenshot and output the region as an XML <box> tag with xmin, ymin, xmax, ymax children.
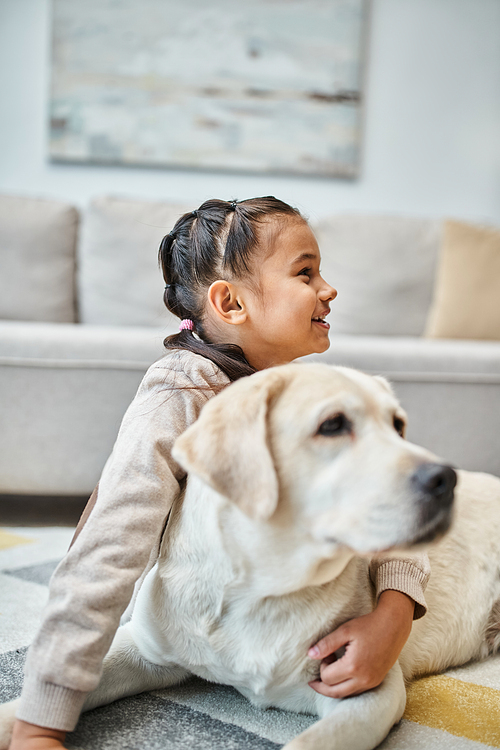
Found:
<box><xmin>1</xmin><ymin>364</ymin><xmax>500</xmax><ymax>750</ymax></box>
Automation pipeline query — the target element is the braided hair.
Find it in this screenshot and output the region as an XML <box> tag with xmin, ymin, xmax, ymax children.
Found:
<box><xmin>158</xmin><ymin>197</ymin><xmax>304</xmax><ymax>382</ymax></box>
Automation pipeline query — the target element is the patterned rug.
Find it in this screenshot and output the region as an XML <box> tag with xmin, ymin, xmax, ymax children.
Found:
<box><xmin>1</xmin><ymin>527</ymin><xmax>499</xmax><ymax>749</ymax></box>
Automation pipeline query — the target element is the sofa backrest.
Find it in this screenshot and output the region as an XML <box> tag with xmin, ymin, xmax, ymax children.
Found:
<box><xmin>0</xmin><ymin>192</ymin><xmax>445</xmax><ymax>337</ymax></box>
<box><xmin>78</xmin><ymin>196</ymin><xmax>191</xmax><ymax>327</ymax></box>
<box><xmin>313</xmin><ymin>214</ymin><xmax>443</xmax><ymax>337</ymax></box>
<box><xmin>0</xmin><ymin>194</ymin><xmax>78</xmax><ymax>323</ymax></box>
<box><xmin>78</xmin><ymin>198</ymin><xmax>443</xmax><ymax>336</ymax></box>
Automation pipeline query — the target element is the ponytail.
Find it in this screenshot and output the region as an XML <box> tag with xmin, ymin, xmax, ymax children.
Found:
<box><xmin>163</xmin><ymin>330</ymin><xmax>255</xmax><ymax>382</ymax></box>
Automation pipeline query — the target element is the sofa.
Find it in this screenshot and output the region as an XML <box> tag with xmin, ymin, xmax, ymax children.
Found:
<box><xmin>0</xmin><ymin>193</ymin><xmax>499</xmax><ymax>497</ymax></box>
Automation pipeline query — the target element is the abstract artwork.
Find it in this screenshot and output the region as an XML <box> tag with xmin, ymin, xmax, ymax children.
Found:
<box><xmin>49</xmin><ymin>0</ymin><xmax>367</xmax><ymax>177</ymax></box>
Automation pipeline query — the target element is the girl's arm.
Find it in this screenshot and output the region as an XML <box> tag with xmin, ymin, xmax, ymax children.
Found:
<box><xmin>14</xmin><ymin>353</ymin><xmax>228</xmax><ymax>737</ymax></box>
<box><xmin>308</xmin><ymin>554</ymin><xmax>430</xmax><ymax>698</ymax></box>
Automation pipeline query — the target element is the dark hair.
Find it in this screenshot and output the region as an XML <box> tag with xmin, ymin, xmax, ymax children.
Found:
<box><xmin>158</xmin><ymin>197</ymin><xmax>304</xmax><ymax>382</ymax></box>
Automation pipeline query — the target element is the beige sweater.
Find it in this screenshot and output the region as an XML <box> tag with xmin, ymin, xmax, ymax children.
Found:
<box><xmin>18</xmin><ymin>350</ymin><xmax>430</xmax><ymax>731</ymax></box>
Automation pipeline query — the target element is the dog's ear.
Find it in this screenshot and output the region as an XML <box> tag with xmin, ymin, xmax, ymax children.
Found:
<box><xmin>173</xmin><ymin>370</ymin><xmax>286</xmax><ymax>521</ymax></box>
<box><xmin>373</xmin><ymin>375</ymin><xmax>408</xmax><ymax>438</ymax></box>
<box><xmin>372</xmin><ymin>375</ymin><xmax>394</xmax><ymax>394</ymax></box>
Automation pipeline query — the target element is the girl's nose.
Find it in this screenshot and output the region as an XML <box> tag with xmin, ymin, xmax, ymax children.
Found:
<box><xmin>320</xmin><ymin>282</ymin><xmax>337</xmax><ymax>302</ymax></box>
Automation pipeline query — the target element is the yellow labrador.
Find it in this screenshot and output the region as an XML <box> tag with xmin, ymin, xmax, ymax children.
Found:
<box><xmin>1</xmin><ymin>364</ymin><xmax>499</xmax><ymax>750</ymax></box>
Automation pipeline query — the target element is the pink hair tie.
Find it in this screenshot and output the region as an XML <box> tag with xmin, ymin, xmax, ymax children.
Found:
<box><xmin>179</xmin><ymin>319</ymin><xmax>195</xmax><ymax>332</ymax></box>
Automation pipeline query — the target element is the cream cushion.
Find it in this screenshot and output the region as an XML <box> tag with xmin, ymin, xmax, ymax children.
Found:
<box><xmin>425</xmin><ymin>220</ymin><xmax>500</xmax><ymax>341</ymax></box>
<box><xmin>0</xmin><ymin>194</ymin><xmax>78</xmax><ymax>322</ymax></box>
<box><xmin>312</xmin><ymin>215</ymin><xmax>442</xmax><ymax>336</ymax></box>
<box><xmin>78</xmin><ymin>196</ymin><xmax>191</xmax><ymax>327</ymax></box>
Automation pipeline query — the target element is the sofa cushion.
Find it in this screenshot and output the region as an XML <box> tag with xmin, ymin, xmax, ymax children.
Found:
<box><xmin>424</xmin><ymin>220</ymin><xmax>500</xmax><ymax>341</ymax></box>
<box><xmin>312</xmin><ymin>215</ymin><xmax>442</xmax><ymax>336</ymax></box>
<box><xmin>78</xmin><ymin>196</ymin><xmax>191</xmax><ymax>326</ymax></box>
<box><xmin>0</xmin><ymin>194</ymin><xmax>78</xmax><ymax>323</ymax></box>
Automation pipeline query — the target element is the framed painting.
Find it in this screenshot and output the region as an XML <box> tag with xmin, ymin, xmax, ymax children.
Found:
<box><xmin>49</xmin><ymin>0</ymin><xmax>367</xmax><ymax>177</ymax></box>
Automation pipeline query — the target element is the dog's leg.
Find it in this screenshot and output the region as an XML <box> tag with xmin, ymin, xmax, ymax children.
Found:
<box><xmin>82</xmin><ymin>622</ymin><xmax>189</xmax><ymax>712</ymax></box>
<box><xmin>282</xmin><ymin>663</ymin><xmax>406</xmax><ymax>750</ymax></box>
<box><xmin>0</xmin><ymin>700</ymin><xmax>19</xmax><ymax>750</ymax></box>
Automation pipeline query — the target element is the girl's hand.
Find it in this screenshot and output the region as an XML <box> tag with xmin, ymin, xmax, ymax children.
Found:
<box><xmin>9</xmin><ymin>720</ymin><xmax>66</xmax><ymax>750</ymax></box>
<box><xmin>308</xmin><ymin>590</ymin><xmax>415</xmax><ymax>699</ymax></box>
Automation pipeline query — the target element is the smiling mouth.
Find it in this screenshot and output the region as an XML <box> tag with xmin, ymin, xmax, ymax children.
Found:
<box><xmin>312</xmin><ymin>316</ymin><xmax>330</xmax><ymax>329</ymax></box>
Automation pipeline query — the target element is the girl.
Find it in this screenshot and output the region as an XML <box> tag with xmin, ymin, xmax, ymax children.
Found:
<box><xmin>10</xmin><ymin>197</ymin><xmax>429</xmax><ymax>749</ymax></box>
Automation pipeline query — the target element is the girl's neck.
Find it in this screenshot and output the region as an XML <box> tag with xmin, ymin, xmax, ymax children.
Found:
<box><xmin>201</xmin><ymin>322</ymin><xmax>261</xmax><ymax>371</ymax></box>
<box><xmin>203</xmin><ymin>319</ymin><xmax>291</xmax><ymax>372</ymax></box>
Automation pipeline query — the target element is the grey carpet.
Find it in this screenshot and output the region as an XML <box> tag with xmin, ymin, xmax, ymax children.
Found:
<box><xmin>67</xmin><ymin>696</ymin><xmax>280</xmax><ymax>750</ymax></box>
<box><xmin>0</xmin><ymin>646</ymin><xmax>279</xmax><ymax>749</ymax></box>
<box><xmin>2</xmin><ymin>529</ymin><xmax>497</xmax><ymax>749</ymax></box>
<box><xmin>0</xmin><ymin>554</ymin><xmax>312</xmax><ymax>748</ymax></box>
<box><xmin>4</xmin><ymin>559</ymin><xmax>60</xmax><ymax>587</ymax></box>
<box><xmin>0</xmin><ymin>647</ymin><xmax>26</xmax><ymax>702</ymax></box>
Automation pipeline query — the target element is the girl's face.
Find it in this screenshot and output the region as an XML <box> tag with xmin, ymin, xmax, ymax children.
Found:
<box><xmin>242</xmin><ymin>219</ymin><xmax>337</xmax><ymax>369</ymax></box>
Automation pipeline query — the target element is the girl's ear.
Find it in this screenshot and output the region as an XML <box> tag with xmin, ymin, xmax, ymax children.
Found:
<box><xmin>172</xmin><ymin>370</ymin><xmax>286</xmax><ymax>520</ymax></box>
<box><xmin>207</xmin><ymin>280</ymin><xmax>247</xmax><ymax>325</ymax></box>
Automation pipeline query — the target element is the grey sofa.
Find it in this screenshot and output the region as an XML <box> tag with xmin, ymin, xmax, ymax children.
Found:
<box><xmin>0</xmin><ymin>194</ymin><xmax>499</xmax><ymax>497</ymax></box>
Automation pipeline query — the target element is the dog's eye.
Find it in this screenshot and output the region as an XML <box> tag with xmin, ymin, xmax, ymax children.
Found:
<box><xmin>317</xmin><ymin>414</ymin><xmax>351</xmax><ymax>437</ymax></box>
<box><xmin>393</xmin><ymin>416</ymin><xmax>405</xmax><ymax>437</ymax></box>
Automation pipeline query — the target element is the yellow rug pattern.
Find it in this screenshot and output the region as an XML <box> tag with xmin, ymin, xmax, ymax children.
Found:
<box><xmin>406</xmin><ymin>674</ymin><xmax>500</xmax><ymax>747</ymax></box>
<box><xmin>0</xmin><ymin>528</ymin><xmax>34</xmax><ymax>550</ymax></box>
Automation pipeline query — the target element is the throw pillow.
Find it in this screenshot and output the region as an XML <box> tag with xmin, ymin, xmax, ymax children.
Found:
<box><xmin>424</xmin><ymin>220</ymin><xmax>500</xmax><ymax>340</ymax></box>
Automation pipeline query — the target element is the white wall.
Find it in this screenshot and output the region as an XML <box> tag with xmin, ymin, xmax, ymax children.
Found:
<box><xmin>0</xmin><ymin>0</ymin><xmax>499</xmax><ymax>224</ymax></box>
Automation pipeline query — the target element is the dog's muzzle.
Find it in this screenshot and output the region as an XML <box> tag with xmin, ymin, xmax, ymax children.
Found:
<box><xmin>411</xmin><ymin>462</ymin><xmax>457</xmax><ymax>542</ymax></box>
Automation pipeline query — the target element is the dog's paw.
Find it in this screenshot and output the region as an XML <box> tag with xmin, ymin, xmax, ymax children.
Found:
<box><xmin>0</xmin><ymin>699</ymin><xmax>19</xmax><ymax>750</ymax></box>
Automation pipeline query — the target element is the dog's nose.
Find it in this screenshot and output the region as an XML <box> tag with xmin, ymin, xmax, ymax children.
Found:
<box><xmin>413</xmin><ymin>463</ymin><xmax>457</xmax><ymax>499</ymax></box>
<box><xmin>411</xmin><ymin>463</ymin><xmax>457</xmax><ymax>542</ymax></box>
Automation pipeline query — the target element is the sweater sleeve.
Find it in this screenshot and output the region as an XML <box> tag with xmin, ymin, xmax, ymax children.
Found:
<box><xmin>369</xmin><ymin>553</ymin><xmax>431</xmax><ymax>620</ymax></box>
<box><xmin>17</xmin><ymin>352</ymin><xmax>228</xmax><ymax>731</ymax></box>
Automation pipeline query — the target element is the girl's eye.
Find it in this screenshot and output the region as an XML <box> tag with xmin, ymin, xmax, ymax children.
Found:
<box><xmin>299</xmin><ymin>267</ymin><xmax>312</xmax><ymax>278</ymax></box>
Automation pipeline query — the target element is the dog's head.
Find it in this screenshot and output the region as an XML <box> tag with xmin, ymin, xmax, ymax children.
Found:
<box><xmin>173</xmin><ymin>363</ymin><xmax>456</xmax><ymax>556</ymax></box>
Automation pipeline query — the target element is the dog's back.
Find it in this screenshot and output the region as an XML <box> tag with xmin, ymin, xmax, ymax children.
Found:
<box><xmin>401</xmin><ymin>470</ymin><xmax>500</xmax><ymax>679</ymax></box>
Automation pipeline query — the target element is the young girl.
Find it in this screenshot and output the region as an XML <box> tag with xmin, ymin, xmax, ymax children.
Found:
<box><xmin>10</xmin><ymin>197</ymin><xmax>429</xmax><ymax>749</ymax></box>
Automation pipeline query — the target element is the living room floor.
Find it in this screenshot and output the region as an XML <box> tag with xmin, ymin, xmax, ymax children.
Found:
<box><xmin>1</xmin><ymin>496</ymin><xmax>499</xmax><ymax>748</ymax></box>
